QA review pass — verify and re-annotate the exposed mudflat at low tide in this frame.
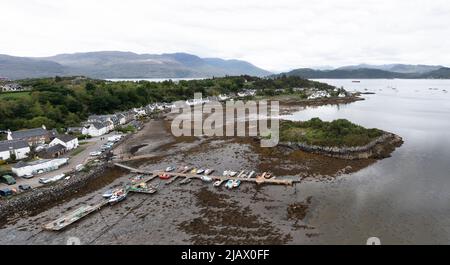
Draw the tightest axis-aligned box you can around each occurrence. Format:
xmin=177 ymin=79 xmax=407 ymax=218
xmin=0 ymin=114 xmax=375 ymax=244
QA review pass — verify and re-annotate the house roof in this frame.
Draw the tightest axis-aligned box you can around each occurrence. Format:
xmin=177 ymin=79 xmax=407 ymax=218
xmin=11 ymin=128 xmax=48 ymax=140
xmin=44 ymin=144 xmax=66 ymax=155
xmin=54 ymin=134 xmax=77 ymax=143
xmin=89 ymin=122 xmax=108 ymax=130
xmin=0 ymin=140 xmax=29 ymax=152
xmin=12 ymin=159 xmax=50 ymax=169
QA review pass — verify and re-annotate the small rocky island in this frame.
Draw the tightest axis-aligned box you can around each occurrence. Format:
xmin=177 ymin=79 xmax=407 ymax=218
xmin=279 ymin=118 xmax=403 ymax=160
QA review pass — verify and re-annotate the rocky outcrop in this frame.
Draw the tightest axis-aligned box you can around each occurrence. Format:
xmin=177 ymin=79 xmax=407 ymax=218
xmin=279 ymin=133 xmax=403 ymax=160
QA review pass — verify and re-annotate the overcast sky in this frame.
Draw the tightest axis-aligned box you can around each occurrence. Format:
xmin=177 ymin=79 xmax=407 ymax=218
xmin=1 ymin=0 xmax=450 ymax=71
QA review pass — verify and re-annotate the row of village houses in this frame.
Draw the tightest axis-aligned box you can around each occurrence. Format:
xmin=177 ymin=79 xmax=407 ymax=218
xmin=0 ymin=91 xmax=258 ymax=164
xmin=0 ymin=102 xmax=171 ymax=163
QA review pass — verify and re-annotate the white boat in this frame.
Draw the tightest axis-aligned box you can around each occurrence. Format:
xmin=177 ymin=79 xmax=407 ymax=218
xmin=201 ymin=175 xmax=212 ymax=182
xmin=232 ymin=180 xmax=241 ymax=188
xmin=102 ymin=190 xmax=114 ymax=198
xmin=108 ymin=189 xmax=127 ymax=205
xmin=165 ymin=166 xmax=176 ymax=172
xmin=229 ymin=171 xmax=237 ymax=177
xmin=197 ymin=169 xmax=205 ymax=175
xmin=205 ymin=169 xmax=214 ymax=175
xmin=109 ymin=194 xmax=126 ymax=205
xmin=222 ymin=170 xmax=230 ymax=176
xmin=213 ymin=180 xmax=224 ymax=187
xmin=225 ymin=180 xmax=234 ymax=189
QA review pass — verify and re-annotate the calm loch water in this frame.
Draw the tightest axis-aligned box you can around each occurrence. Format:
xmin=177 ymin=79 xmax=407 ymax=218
xmin=286 ymin=79 xmax=450 ymax=244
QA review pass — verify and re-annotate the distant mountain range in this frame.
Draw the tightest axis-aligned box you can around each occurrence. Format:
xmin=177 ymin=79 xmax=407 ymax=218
xmin=0 ymin=51 xmax=272 ymax=80
xmin=278 ymin=64 xmax=450 ymax=79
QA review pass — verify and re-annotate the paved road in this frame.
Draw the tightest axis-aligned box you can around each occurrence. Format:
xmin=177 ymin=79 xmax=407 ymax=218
xmin=0 ymin=132 xmax=120 ymax=191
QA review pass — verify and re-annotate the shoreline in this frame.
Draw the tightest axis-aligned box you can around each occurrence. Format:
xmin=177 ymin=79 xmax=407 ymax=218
xmin=278 ymin=132 xmax=404 ymax=160
xmin=0 ymin=163 xmax=121 ymax=225
xmin=279 ymin=96 xmax=364 ymax=115
xmin=0 ymin=95 xmax=400 ymax=230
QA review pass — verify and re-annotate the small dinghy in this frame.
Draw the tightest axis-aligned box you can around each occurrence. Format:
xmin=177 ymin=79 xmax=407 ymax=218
xmin=165 ymin=166 xmax=176 ymax=172
xmin=159 ymin=173 xmax=171 ymax=180
xmin=108 ymin=189 xmax=127 ymax=205
xmin=214 ymin=180 xmax=224 ymax=187
xmin=201 ymin=175 xmax=213 ymax=182
xmin=197 ymin=169 xmax=205 ymax=175
xmin=102 ymin=189 xmax=114 ymax=198
xmin=225 ymin=180 xmax=234 ymax=189
xmin=232 ymin=180 xmax=241 ymax=188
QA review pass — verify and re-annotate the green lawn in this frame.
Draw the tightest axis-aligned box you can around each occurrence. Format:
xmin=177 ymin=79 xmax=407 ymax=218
xmin=70 ymin=146 xmax=87 ymax=157
xmin=0 ymin=91 xmax=31 ymax=100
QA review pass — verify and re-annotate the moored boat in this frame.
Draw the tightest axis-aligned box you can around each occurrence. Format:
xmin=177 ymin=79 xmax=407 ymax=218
xmin=165 ymin=166 xmax=176 ymax=172
xmin=232 ymin=180 xmax=241 ymax=188
xmin=213 ymin=180 xmax=224 ymax=187
xmin=181 ymin=166 xmax=191 ymax=173
xmin=197 ymin=169 xmax=205 ymax=175
xmin=225 ymin=180 xmax=234 ymax=189
xmin=200 ymin=175 xmax=213 ymax=182
xmin=102 ymin=189 xmax=113 ymax=198
xmin=108 ymin=189 xmax=127 ymax=205
xmin=159 ymin=173 xmax=171 ymax=180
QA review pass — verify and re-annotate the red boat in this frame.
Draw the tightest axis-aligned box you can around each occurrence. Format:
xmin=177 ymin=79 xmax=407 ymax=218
xmin=159 ymin=173 xmax=171 ymax=180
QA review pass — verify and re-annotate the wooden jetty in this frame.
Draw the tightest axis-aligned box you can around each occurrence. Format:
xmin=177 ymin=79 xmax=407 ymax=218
xmin=115 ymin=163 xmax=294 ymax=186
xmin=151 ymin=171 xmax=294 ymax=186
xmin=114 ymin=163 xmax=294 ymax=186
xmin=43 ymin=164 xmax=294 ymax=232
xmin=44 ymin=200 xmax=109 ymax=231
xmin=115 ymin=163 xmax=153 ymax=174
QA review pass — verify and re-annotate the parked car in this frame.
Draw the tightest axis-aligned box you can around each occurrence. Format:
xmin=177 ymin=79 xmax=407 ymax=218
xmin=0 ymin=188 xmax=13 ymax=197
xmin=0 ymin=175 xmax=16 ymax=185
xmin=75 ymin=164 xmax=85 ymax=172
xmin=39 ymin=178 xmax=52 ymax=184
xmin=19 ymin=185 xmax=32 ymax=191
xmin=90 ymin=151 xmax=102 ymax=156
xmin=39 ymin=174 xmax=65 ymax=184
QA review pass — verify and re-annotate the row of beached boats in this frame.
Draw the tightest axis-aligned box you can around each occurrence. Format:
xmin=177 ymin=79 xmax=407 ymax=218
xmin=157 ymin=165 xmax=274 ymax=190
xmin=101 ymin=175 xmax=159 ymax=205
xmin=101 ymin=167 xmax=275 ymax=204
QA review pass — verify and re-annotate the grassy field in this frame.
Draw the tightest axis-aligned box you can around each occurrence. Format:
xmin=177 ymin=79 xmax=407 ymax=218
xmin=280 ymin=118 xmax=383 ymax=147
xmin=0 ymin=91 xmax=31 ymax=100
xmin=70 ymin=146 xmax=87 ymax=157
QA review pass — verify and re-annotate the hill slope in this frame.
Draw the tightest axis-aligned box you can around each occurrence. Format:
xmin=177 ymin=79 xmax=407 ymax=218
xmin=279 ymin=67 xmax=450 ymax=79
xmin=0 ymin=51 xmax=272 ymax=80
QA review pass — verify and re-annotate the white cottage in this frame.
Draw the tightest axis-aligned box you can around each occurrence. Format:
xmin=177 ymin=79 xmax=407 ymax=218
xmin=0 ymin=140 xmax=30 ymax=161
xmin=82 ymin=122 xmax=109 ymax=137
xmin=49 ymin=135 xmax=79 ymax=151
